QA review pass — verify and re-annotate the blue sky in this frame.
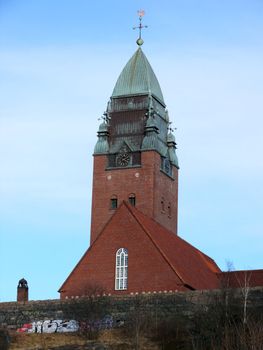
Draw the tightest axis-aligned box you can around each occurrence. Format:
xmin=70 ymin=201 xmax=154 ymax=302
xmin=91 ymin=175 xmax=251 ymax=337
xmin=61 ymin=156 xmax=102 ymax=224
xmin=0 ymin=0 xmax=263 ymax=301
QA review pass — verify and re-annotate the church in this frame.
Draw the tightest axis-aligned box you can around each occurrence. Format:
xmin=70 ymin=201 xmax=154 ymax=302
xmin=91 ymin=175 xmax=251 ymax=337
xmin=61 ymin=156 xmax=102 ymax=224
xmin=58 ymin=29 xmax=262 ymax=299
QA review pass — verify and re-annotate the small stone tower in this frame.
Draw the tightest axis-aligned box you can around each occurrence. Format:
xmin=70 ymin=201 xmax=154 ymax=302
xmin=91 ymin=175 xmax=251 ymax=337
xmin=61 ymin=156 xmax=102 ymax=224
xmin=17 ymin=278 xmax=28 ymax=302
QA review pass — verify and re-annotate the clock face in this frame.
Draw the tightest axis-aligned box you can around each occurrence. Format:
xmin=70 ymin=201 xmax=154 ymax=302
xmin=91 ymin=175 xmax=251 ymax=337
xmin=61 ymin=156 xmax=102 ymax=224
xmin=117 ymin=152 xmax=130 ymax=167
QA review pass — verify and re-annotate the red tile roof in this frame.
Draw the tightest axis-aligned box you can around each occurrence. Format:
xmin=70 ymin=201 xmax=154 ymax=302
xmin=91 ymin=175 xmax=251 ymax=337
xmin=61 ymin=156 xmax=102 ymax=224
xmin=218 ymin=270 xmax=263 ymax=288
xmin=59 ymin=201 xmax=222 ymax=294
xmin=125 ymin=202 xmax=221 ymax=290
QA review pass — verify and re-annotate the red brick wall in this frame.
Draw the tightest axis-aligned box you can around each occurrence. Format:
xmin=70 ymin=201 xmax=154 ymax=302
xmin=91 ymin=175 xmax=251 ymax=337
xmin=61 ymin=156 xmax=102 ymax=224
xmin=17 ymin=288 xmax=28 ymax=302
xmin=90 ymin=151 xmax=178 ymax=244
xmin=149 ymin=152 xmax=178 ymax=235
xmin=60 ymin=204 xmax=184 ymax=299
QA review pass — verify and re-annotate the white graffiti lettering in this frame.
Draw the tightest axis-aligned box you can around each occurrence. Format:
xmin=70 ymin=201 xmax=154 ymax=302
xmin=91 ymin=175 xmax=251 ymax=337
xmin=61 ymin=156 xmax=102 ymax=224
xmin=17 ymin=319 xmax=79 ymax=333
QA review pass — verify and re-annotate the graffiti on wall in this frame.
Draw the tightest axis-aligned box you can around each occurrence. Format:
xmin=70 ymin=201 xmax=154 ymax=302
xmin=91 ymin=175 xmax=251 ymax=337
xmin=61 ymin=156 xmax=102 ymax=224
xmin=17 ymin=315 xmax=123 ymax=333
xmin=17 ymin=319 xmax=79 ymax=333
xmin=79 ymin=315 xmax=114 ymax=331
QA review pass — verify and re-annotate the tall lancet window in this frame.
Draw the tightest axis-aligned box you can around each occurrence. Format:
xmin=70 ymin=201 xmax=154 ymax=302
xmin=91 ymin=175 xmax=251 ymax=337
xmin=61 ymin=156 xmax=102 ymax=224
xmin=115 ymin=248 xmax=128 ymax=290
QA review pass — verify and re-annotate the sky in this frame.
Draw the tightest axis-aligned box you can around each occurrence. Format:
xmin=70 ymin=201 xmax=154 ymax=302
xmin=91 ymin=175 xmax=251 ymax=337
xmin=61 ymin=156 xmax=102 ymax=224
xmin=0 ymin=0 xmax=262 ymax=302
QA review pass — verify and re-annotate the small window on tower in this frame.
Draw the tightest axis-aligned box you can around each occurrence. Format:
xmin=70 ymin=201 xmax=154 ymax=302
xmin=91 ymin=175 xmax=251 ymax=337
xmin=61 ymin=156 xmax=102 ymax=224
xmin=161 ymin=198 xmax=165 ymax=212
xmin=128 ymin=194 xmax=136 ymax=206
xmin=110 ymin=196 xmax=118 ymax=210
xmin=168 ymin=202 xmax=171 ymax=217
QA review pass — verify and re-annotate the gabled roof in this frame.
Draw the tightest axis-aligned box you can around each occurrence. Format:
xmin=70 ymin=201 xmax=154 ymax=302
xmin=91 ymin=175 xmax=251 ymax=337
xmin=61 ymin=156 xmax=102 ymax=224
xmin=59 ymin=202 xmax=221 ymax=293
xmin=112 ymin=48 xmax=165 ymax=105
xmin=125 ymin=202 xmax=221 ymax=290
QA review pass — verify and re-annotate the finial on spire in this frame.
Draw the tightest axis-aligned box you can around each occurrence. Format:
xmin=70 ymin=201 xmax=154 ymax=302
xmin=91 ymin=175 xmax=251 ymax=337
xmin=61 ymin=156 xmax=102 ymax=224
xmin=98 ymin=111 xmax=111 ymax=124
xmin=167 ymin=121 xmax=177 ymax=133
xmin=133 ymin=10 xmax=148 ymax=46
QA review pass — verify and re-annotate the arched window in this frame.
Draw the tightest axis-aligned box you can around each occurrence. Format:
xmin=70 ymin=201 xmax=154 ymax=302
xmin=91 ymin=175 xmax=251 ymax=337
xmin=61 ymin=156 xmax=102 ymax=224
xmin=128 ymin=193 xmax=136 ymax=206
xmin=110 ymin=195 xmax=118 ymax=210
xmin=115 ymin=248 xmax=128 ymax=290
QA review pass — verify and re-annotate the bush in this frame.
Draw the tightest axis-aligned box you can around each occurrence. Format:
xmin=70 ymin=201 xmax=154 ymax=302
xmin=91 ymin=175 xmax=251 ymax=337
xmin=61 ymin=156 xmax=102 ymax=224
xmin=0 ymin=328 xmax=10 ymax=350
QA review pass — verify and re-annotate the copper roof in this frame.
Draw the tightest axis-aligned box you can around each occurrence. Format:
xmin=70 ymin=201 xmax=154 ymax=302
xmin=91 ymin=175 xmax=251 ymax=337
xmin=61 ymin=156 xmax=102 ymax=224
xmin=112 ymin=48 xmax=165 ymax=105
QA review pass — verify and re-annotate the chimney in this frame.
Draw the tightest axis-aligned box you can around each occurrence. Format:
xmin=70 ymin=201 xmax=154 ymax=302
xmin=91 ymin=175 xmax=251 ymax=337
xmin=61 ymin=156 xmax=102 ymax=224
xmin=17 ymin=278 xmax=28 ymax=302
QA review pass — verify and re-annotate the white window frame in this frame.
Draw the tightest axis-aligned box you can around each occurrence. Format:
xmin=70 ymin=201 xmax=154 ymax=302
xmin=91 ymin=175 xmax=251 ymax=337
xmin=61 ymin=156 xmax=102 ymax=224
xmin=115 ymin=248 xmax=128 ymax=290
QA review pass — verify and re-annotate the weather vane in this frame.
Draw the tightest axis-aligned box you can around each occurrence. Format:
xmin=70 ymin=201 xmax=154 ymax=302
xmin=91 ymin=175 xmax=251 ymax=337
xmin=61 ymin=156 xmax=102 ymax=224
xmin=133 ymin=10 xmax=148 ymax=46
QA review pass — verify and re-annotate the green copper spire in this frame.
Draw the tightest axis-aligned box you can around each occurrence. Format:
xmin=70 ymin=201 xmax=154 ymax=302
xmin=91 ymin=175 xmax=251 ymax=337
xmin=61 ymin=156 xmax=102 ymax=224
xmin=111 ymin=48 xmax=165 ymax=105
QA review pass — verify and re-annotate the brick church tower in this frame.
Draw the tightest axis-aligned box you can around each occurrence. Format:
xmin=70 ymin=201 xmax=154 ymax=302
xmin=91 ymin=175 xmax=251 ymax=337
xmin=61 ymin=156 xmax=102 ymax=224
xmin=90 ymin=46 xmax=179 ymax=244
xmin=59 ymin=35 xmax=221 ymax=299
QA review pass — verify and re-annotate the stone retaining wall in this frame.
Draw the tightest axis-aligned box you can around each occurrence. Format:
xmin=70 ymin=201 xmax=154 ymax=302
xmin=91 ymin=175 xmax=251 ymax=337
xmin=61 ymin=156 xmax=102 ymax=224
xmin=0 ymin=287 xmax=262 ymax=328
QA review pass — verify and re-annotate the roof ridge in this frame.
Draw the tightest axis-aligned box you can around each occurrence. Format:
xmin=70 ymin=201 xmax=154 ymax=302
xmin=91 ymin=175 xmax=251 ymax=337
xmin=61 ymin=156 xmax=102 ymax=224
xmin=141 ymin=49 xmax=152 ymax=96
xmin=124 ymin=202 xmax=187 ymax=287
xmin=220 ymin=269 xmax=263 ymax=274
